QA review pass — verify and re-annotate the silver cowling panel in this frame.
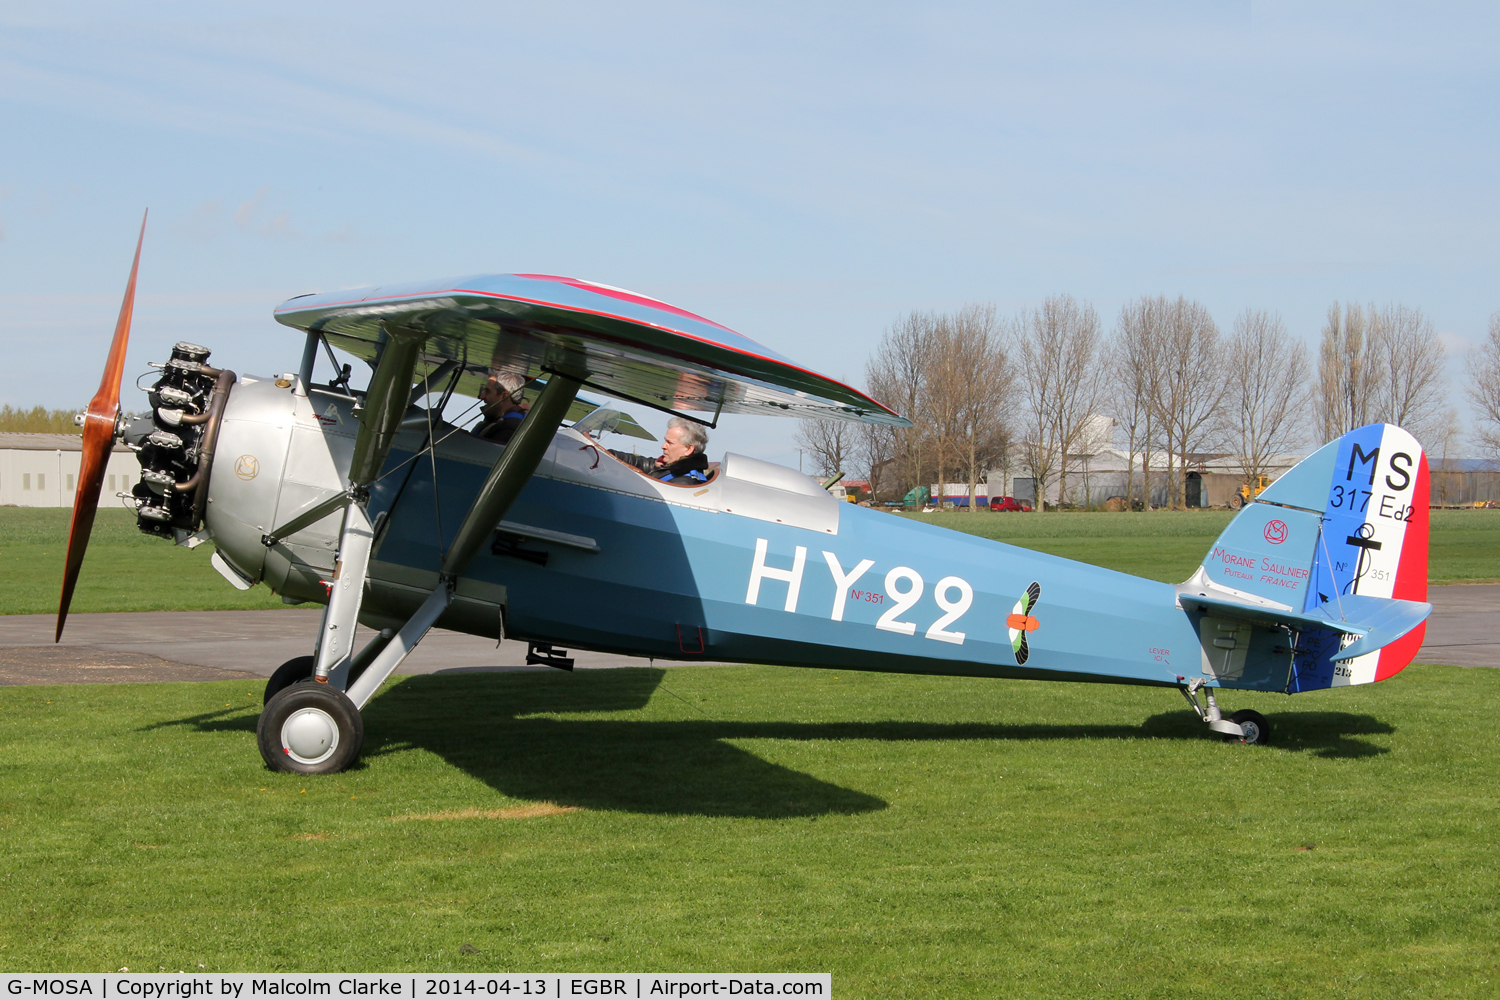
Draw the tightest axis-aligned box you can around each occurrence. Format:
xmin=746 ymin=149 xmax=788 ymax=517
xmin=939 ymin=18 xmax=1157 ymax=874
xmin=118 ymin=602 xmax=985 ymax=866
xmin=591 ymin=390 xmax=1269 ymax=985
xmin=266 ymin=390 xmax=358 ymax=599
xmin=206 ymin=379 xmax=354 ymax=594
xmin=717 ymin=453 xmax=840 ymax=534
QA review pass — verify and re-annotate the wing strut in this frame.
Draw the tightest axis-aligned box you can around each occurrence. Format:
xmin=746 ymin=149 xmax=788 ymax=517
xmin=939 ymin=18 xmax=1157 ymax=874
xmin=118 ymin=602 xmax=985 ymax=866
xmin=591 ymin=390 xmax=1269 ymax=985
xmin=342 ymin=369 xmax=585 ymax=708
xmin=310 ymin=323 xmax=426 ymax=685
xmin=300 ymin=308 xmax=585 ymax=700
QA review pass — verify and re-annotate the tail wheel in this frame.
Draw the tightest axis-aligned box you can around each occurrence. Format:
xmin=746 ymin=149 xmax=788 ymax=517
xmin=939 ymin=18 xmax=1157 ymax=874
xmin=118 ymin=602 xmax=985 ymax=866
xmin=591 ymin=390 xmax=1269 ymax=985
xmin=258 ymin=680 xmax=364 ymax=774
xmin=1227 ymin=709 xmax=1270 ymax=746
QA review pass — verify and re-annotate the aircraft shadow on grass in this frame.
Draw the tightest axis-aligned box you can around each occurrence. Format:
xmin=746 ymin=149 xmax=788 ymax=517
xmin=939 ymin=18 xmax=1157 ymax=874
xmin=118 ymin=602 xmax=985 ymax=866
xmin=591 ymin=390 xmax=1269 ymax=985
xmin=149 ymin=669 xmax=1395 ymax=816
xmin=1139 ymin=709 xmax=1394 ymax=759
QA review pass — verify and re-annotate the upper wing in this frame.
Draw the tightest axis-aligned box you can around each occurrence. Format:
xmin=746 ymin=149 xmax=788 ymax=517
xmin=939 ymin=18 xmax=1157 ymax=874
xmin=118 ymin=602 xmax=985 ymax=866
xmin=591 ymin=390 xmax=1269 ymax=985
xmin=274 ymin=273 xmax=909 ymax=426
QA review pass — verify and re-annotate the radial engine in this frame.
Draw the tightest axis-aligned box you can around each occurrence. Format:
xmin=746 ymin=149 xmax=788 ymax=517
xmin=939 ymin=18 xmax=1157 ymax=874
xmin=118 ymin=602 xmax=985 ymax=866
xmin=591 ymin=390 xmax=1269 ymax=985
xmin=127 ymin=341 xmax=236 ymax=540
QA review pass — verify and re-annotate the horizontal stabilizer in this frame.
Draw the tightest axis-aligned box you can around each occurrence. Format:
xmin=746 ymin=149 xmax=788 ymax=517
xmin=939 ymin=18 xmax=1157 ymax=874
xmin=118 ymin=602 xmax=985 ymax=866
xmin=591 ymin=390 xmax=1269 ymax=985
xmin=1315 ymin=596 xmax=1432 ymax=662
xmin=1182 ymin=592 xmax=1430 ymax=662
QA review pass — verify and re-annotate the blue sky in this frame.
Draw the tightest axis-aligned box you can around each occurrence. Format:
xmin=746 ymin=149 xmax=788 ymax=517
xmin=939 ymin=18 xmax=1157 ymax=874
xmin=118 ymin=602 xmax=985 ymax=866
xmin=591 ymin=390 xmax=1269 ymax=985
xmin=2 ymin=2 xmax=1496 ymax=465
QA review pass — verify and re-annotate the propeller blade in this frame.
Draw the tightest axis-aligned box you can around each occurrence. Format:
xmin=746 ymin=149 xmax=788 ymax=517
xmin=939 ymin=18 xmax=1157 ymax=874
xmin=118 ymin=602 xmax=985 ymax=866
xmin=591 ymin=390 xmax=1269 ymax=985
xmin=56 ymin=211 xmax=147 ymax=641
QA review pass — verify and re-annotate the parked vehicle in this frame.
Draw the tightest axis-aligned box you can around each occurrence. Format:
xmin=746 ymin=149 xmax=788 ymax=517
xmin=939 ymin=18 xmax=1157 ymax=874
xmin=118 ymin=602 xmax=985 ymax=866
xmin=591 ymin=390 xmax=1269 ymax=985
xmin=1229 ymin=474 xmax=1272 ymax=510
xmin=990 ymin=495 xmax=1032 ymax=512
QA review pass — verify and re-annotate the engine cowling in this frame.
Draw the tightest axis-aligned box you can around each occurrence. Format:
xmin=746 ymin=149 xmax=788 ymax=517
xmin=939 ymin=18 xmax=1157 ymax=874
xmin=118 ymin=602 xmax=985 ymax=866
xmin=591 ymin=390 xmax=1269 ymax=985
xmin=204 ymin=375 xmax=358 ymax=600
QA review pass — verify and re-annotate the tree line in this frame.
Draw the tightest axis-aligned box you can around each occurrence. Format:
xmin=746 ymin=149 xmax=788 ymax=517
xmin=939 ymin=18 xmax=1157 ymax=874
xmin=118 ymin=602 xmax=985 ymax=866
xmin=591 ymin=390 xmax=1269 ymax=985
xmin=799 ymin=296 xmax=1461 ymax=509
xmin=0 ymin=405 xmax=83 ymax=434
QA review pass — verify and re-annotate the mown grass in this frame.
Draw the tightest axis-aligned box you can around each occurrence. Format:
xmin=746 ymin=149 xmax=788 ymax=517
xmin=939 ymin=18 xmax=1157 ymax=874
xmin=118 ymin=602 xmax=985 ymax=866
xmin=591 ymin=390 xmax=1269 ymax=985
xmin=0 ymin=663 xmax=1496 ymax=993
xmin=0 ymin=508 xmax=287 ymax=614
xmin=903 ymin=508 xmax=1500 ymax=584
xmin=4 ymin=507 xmax=1496 ymax=616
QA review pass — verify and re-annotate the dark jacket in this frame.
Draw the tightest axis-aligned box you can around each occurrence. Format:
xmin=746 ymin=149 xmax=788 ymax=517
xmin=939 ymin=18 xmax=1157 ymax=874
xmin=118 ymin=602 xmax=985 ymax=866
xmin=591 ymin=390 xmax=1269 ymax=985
xmin=650 ymin=451 xmax=710 ymax=483
xmin=473 ymin=401 xmax=528 ymax=444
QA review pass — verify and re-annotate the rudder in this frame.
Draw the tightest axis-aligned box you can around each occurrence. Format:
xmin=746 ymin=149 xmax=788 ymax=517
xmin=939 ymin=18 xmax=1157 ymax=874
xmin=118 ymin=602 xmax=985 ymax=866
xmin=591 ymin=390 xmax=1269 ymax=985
xmin=1191 ymin=423 xmax=1429 ymax=691
xmin=1291 ymin=423 xmax=1429 ymax=687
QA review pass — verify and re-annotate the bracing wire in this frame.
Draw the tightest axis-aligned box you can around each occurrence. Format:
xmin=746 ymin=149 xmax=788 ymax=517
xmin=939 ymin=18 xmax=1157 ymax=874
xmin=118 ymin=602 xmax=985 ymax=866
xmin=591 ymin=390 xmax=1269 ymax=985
xmin=424 ymin=382 xmax=444 ymax=558
xmin=1316 ymin=521 xmax=1348 ymax=622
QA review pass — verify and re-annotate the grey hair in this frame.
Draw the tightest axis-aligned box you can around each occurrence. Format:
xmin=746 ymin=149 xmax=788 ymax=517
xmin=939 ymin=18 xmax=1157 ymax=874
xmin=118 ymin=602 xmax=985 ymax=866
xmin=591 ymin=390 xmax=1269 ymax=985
xmin=667 ymin=416 xmax=708 ymax=454
xmin=494 ymin=372 xmax=526 ymax=402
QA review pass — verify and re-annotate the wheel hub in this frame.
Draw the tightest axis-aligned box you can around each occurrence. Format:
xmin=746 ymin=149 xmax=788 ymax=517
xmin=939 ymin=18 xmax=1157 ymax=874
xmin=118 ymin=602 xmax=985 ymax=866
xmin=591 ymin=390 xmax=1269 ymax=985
xmin=281 ymin=707 xmax=340 ymax=764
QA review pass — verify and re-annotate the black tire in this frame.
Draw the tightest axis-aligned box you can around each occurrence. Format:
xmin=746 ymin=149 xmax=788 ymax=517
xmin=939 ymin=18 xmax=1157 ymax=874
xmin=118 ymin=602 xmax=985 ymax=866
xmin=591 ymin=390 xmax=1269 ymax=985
xmin=1227 ymin=709 xmax=1270 ymax=746
xmin=1229 ymin=493 xmax=1244 ymax=510
xmin=264 ymin=655 xmax=315 ymax=706
xmin=257 ymin=680 xmax=364 ymax=774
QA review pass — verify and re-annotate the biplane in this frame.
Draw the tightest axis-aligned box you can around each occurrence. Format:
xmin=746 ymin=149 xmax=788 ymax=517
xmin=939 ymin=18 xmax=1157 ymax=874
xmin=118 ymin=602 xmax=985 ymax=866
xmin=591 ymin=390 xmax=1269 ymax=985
xmin=58 ymin=216 xmax=1433 ymax=773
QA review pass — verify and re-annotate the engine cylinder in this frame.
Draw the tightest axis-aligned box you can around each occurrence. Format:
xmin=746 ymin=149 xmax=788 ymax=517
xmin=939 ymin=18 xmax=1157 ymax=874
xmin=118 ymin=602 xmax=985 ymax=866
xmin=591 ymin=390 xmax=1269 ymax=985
xmin=130 ymin=342 xmax=230 ymax=537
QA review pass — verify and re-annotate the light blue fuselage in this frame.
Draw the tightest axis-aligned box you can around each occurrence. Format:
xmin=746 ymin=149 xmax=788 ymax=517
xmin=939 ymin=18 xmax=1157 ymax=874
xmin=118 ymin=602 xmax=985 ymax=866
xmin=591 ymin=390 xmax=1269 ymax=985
xmin=356 ymin=427 xmax=1279 ymax=693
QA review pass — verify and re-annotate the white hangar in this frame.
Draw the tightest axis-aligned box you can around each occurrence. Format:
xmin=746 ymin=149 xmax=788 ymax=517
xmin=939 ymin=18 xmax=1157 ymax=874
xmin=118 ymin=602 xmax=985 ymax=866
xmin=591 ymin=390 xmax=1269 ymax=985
xmin=0 ymin=433 xmax=141 ymax=508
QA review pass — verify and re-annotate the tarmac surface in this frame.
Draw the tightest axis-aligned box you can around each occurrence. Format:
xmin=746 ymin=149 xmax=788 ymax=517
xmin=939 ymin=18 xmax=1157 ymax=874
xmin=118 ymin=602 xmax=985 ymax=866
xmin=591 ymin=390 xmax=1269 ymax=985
xmin=0 ymin=584 xmax=1494 ymax=686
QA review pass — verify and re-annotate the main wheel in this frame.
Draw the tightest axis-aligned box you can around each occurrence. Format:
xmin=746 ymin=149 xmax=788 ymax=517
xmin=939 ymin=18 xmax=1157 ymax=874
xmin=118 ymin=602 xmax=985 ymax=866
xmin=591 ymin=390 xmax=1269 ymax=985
xmin=258 ymin=680 xmax=364 ymax=774
xmin=1227 ymin=709 xmax=1270 ymax=746
xmin=264 ymin=655 xmax=315 ymax=705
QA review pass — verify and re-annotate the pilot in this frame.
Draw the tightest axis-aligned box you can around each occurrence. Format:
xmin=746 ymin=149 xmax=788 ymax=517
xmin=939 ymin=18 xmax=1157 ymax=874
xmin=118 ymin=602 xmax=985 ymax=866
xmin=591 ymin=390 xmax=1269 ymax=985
xmin=651 ymin=417 xmax=711 ymax=483
xmin=473 ymin=373 xmax=529 ymax=444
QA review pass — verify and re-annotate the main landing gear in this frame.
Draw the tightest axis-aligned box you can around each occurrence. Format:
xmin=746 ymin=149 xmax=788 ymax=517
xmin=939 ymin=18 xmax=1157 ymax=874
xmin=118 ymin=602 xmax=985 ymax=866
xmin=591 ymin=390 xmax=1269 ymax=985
xmin=258 ymin=680 xmax=365 ymax=774
xmin=250 ymin=354 xmax=587 ymax=777
xmin=1180 ymin=678 xmax=1271 ymax=746
xmin=255 ymin=630 xmax=396 ymax=772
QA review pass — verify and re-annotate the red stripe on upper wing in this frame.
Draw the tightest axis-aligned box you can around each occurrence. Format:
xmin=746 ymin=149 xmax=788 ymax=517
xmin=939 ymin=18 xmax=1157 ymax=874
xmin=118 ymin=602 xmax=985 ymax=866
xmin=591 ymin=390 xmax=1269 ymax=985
xmin=512 ymin=274 xmax=739 ymax=335
xmin=439 ymin=287 xmax=902 ymax=418
xmin=277 ymin=281 xmax=901 ymax=419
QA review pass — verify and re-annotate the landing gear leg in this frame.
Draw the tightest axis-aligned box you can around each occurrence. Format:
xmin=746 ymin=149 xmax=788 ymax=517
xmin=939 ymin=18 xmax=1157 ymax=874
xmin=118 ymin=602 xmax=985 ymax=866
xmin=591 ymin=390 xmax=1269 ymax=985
xmin=254 ymin=365 xmax=584 ymax=774
xmin=1179 ymin=679 xmax=1271 ymax=745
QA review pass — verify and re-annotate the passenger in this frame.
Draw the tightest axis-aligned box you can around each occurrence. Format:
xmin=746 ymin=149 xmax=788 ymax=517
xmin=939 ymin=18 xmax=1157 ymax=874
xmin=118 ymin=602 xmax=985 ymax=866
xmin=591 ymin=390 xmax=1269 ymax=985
xmin=650 ymin=417 xmax=711 ymax=483
xmin=473 ymin=373 xmax=529 ymax=444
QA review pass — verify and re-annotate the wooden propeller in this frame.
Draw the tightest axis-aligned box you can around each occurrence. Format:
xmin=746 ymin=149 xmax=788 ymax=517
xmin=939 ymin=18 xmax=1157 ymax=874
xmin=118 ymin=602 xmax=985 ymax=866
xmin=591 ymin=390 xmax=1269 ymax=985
xmin=56 ymin=211 xmax=147 ymax=641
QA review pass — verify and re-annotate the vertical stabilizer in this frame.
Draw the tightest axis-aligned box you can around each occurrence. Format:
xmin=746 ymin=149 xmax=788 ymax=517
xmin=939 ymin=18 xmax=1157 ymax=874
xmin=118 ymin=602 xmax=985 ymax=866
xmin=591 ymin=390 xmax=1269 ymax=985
xmin=1192 ymin=423 xmax=1429 ymax=691
xmin=1293 ymin=424 xmax=1429 ymax=687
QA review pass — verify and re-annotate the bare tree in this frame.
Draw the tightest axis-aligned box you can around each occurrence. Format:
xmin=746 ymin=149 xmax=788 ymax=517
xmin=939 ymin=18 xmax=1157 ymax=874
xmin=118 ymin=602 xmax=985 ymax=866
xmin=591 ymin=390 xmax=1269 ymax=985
xmin=1013 ymin=295 xmax=1104 ymax=511
xmin=1368 ymin=304 xmax=1447 ymax=442
xmin=944 ymin=303 xmax=1012 ymax=512
xmin=1467 ymin=312 xmax=1500 ymax=462
xmin=1225 ymin=308 xmax=1309 ymax=487
xmin=1317 ymin=302 xmax=1373 ymax=442
xmin=924 ymin=315 xmax=964 ymax=505
xmin=794 ymin=415 xmax=853 ymax=479
xmin=856 ymin=421 xmax=900 ymax=500
xmin=865 ymin=312 xmax=934 ymax=498
xmin=1154 ymin=297 xmax=1225 ymax=508
xmin=1318 ymin=301 xmax=1447 ymax=444
xmin=1431 ymin=407 xmax=1465 ymax=504
xmin=1111 ymin=297 xmax=1169 ymax=509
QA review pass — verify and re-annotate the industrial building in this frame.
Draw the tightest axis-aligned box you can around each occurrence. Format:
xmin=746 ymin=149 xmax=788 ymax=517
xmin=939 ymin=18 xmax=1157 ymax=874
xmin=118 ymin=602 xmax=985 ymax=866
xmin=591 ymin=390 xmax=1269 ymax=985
xmin=0 ymin=433 xmax=141 ymax=508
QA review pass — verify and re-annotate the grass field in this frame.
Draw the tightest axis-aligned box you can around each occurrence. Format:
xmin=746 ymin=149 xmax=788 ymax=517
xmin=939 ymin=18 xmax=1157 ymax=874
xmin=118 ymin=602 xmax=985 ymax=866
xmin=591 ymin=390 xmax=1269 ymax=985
xmin=3 ymin=507 xmax=1497 ymax=617
xmin=0 ymin=508 xmax=288 ymax=615
xmin=2 ymin=508 xmax=1497 ymax=989
xmin=0 ymin=663 xmax=1497 ymax=992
